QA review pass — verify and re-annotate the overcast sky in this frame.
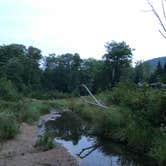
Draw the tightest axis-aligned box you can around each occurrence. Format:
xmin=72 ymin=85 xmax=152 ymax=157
xmin=0 ymin=0 xmax=166 ymax=61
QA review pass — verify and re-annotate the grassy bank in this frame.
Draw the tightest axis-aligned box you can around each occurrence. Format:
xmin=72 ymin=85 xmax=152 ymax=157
xmin=49 ymin=84 xmax=166 ymax=166
xmin=0 ymin=99 xmax=56 ymax=141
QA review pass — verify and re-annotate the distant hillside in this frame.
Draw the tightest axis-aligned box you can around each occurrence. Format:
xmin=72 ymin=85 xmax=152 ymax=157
xmin=145 ymin=56 xmax=166 ymax=70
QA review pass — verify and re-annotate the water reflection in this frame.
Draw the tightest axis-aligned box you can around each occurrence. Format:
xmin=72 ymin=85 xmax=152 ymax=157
xmin=45 ymin=112 xmax=85 ymax=145
xmin=45 ymin=112 xmax=155 ymax=166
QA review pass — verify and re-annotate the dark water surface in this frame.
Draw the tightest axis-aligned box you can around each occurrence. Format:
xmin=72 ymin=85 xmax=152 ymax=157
xmin=45 ymin=112 xmax=155 ymax=166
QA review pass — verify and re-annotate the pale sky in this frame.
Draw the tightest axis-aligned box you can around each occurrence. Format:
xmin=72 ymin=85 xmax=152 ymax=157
xmin=0 ymin=0 xmax=166 ymax=61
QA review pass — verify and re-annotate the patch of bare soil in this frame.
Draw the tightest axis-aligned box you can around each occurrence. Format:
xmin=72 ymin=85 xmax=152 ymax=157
xmin=0 ymin=122 xmax=78 ymax=166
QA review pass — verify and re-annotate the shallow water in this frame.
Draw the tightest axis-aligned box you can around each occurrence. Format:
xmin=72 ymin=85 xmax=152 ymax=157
xmin=56 ymin=136 xmax=121 ymax=166
xmin=45 ymin=111 xmax=155 ymax=166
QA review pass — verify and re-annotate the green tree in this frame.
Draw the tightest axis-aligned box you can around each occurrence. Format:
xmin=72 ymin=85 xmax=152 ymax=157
xmin=0 ymin=44 xmax=42 ymax=94
xmin=134 ymin=61 xmax=151 ymax=83
xmin=156 ymin=61 xmax=163 ymax=74
xmin=103 ymin=41 xmax=133 ymax=87
xmin=43 ymin=53 xmax=82 ymax=93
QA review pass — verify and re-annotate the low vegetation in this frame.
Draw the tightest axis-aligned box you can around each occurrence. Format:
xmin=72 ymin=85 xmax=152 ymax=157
xmin=0 ymin=99 xmax=55 ymax=142
xmin=47 ymin=82 xmax=165 ymax=165
xmin=35 ymin=132 xmax=55 ymax=151
xmin=0 ymin=112 xmax=19 ymax=140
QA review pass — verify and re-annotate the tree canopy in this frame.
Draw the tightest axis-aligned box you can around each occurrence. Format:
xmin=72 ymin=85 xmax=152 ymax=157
xmin=0 ymin=42 xmax=165 ymax=99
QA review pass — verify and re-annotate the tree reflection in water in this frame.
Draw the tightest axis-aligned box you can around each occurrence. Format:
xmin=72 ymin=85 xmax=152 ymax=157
xmin=44 ymin=112 xmax=156 ymax=166
xmin=45 ymin=112 xmax=85 ymax=145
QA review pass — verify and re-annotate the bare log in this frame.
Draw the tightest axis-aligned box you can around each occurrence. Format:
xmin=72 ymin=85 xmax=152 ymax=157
xmin=81 ymin=84 xmax=108 ymax=109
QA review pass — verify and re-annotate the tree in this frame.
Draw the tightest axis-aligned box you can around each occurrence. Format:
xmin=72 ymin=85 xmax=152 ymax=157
xmin=27 ymin=46 xmax=42 ymax=61
xmin=156 ymin=61 xmax=163 ymax=74
xmin=103 ymin=41 xmax=133 ymax=87
xmin=134 ymin=61 xmax=151 ymax=83
xmin=80 ymin=58 xmax=104 ymax=92
xmin=43 ymin=53 xmax=82 ymax=93
xmin=0 ymin=44 xmax=43 ymax=93
xmin=164 ymin=62 xmax=166 ymax=72
xmin=147 ymin=0 xmax=166 ymax=39
xmin=0 ymin=44 xmax=26 ymax=76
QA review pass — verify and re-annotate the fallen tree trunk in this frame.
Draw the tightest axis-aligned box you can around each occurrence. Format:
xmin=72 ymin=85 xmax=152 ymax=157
xmin=81 ymin=84 xmax=108 ymax=109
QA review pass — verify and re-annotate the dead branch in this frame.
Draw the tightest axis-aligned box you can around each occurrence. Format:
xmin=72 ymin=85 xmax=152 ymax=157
xmin=81 ymin=84 xmax=108 ymax=109
xmin=147 ymin=0 xmax=166 ymax=38
xmin=162 ymin=0 xmax=166 ymax=20
xmin=77 ymin=144 xmax=99 ymax=159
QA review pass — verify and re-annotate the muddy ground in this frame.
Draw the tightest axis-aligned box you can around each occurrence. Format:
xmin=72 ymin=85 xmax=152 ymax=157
xmin=0 ymin=117 xmax=78 ymax=166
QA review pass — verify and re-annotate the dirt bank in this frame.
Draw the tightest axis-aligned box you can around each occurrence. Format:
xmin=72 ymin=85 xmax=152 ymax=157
xmin=0 ymin=121 xmax=78 ymax=166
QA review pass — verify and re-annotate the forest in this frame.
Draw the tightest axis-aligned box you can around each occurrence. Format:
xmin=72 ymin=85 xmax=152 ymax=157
xmin=0 ymin=41 xmax=166 ymax=165
xmin=0 ymin=41 xmax=165 ymax=100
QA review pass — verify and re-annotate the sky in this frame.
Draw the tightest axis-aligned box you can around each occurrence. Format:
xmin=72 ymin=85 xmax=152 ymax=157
xmin=0 ymin=0 xmax=166 ymax=62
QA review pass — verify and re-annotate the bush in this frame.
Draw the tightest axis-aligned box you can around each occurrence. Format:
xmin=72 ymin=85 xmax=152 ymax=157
xmin=120 ymin=120 xmax=154 ymax=152
xmin=92 ymin=111 xmax=119 ymax=136
xmin=108 ymin=82 xmax=137 ymax=105
xmin=0 ymin=112 xmax=19 ymax=140
xmin=10 ymin=99 xmax=51 ymax=123
xmin=35 ymin=132 xmax=55 ymax=151
xmin=150 ymin=127 xmax=166 ymax=166
xmin=147 ymin=90 xmax=166 ymax=126
xmin=106 ymin=82 xmax=166 ymax=126
xmin=29 ymin=90 xmax=72 ymax=100
xmin=0 ymin=77 xmax=19 ymax=101
xmin=149 ymin=136 xmax=166 ymax=165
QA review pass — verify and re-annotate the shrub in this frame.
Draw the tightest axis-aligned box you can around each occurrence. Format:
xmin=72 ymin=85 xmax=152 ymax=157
xmin=0 ymin=77 xmax=19 ymax=101
xmin=121 ymin=121 xmax=154 ymax=152
xmin=13 ymin=100 xmax=51 ymax=123
xmin=147 ymin=90 xmax=166 ymax=126
xmin=29 ymin=90 xmax=72 ymax=100
xmin=149 ymin=131 xmax=166 ymax=165
xmin=17 ymin=100 xmax=40 ymax=122
xmin=0 ymin=112 xmax=19 ymax=140
xmin=35 ymin=132 xmax=55 ymax=151
xmin=108 ymin=82 xmax=137 ymax=105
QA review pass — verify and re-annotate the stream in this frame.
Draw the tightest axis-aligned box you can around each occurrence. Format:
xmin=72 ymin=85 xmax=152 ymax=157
xmin=41 ymin=111 xmax=155 ymax=166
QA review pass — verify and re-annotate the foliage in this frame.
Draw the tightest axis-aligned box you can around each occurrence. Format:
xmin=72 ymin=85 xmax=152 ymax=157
xmin=35 ymin=132 xmax=55 ymax=151
xmin=29 ymin=90 xmax=72 ymax=100
xmin=17 ymin=100 xmax=52 ymax=123
xmin=103 ymin=41 xmax=133 ymax=87
xmin=0 ymin=44 xmax=42 ymax=94
xmin=149 ymin=125 xmax=166 ymax=166
xmin=0 ymin=42 xmax=135 ymax=96
xmin=0 ymin=112 xmax=19 ymax=140
xmin=0 ymin=43 xmax=165 ymax=97
xmin=0 ymin=77 xmax=19 ymax=101
xmin=134 ymin=61 xmax=151 ymax=83
xmin=0 ymin=99 xmax=53 ymax=142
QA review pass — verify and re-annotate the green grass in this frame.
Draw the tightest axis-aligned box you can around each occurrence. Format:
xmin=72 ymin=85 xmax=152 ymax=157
xmin=0 ymin=112 xmax=19 ymax=140
xmin=0 ymin=99 xmax=54 ymax=141
xmin=35 ymin=132 xmax=55 ymax=151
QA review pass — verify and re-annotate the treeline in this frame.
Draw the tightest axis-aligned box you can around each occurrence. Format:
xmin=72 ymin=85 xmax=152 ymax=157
xmin=0 ymin=41 xmax=165 ymax=100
